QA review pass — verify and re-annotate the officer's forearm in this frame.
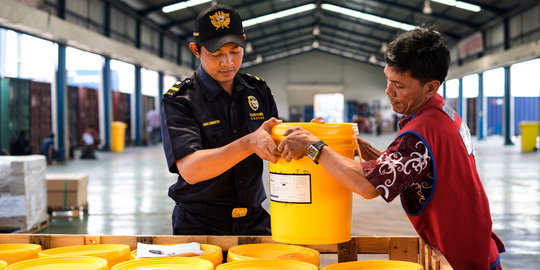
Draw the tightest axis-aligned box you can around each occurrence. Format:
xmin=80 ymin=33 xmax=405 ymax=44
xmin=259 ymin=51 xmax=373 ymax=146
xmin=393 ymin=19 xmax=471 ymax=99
xmin=175 ymin=138 xmax=253 ymax=184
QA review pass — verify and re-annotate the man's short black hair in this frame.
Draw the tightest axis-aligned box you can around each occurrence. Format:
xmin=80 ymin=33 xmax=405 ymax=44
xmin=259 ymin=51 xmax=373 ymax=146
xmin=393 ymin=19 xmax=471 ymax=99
xmin=384 ymin=25 xmax=450 ymax=84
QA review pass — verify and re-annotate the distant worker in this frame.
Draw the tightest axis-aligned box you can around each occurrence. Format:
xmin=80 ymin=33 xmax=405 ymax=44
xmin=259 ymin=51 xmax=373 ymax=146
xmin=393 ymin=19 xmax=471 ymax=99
xmin=161 ymin=4 xmax=281 ymax=235
xmin=41 ymin=133 xmax=56 ymax=164
xmin=146 ymin=108 xmax=161 ymax=145
xmin=11 ymin=130 xmax=32 ymax=155
xmin=81 ymin=124 xmax=98 ymax=159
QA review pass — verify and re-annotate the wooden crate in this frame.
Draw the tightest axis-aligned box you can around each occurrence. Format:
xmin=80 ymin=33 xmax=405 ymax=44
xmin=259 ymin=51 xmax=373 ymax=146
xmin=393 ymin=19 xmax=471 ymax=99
xmin=0 ymin=234 xmax=451 ymax=269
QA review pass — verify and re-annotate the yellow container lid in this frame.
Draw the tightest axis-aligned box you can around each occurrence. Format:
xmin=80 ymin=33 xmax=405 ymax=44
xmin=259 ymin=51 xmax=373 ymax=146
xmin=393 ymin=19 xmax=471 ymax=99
xmin=112 ymin=257 xmax=214 ymax=270
xmin=0 ymin=260 xmax=7 ymax=270
xmin=321 ymin=260 xmax=424 ymax=270
xmin=227 ymin=243 xmax=320 ymax=266
xmin=217 ymin=259 xmax=318 ymax=270
xmin=38 ymin=244 xmax=130 ymax=266
xmin=130 ymin=244 xmax=222 ymax=267
xmin=0 ymin=244 xmax=42 ymax=265
xmin=5 ymin=256 xmax=108 ymax=270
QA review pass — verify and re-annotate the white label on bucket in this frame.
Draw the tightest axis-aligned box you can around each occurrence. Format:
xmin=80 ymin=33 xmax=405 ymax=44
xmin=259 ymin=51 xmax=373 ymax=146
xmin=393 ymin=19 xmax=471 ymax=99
xmin=269 ymin=173 xmax=311 ymax=203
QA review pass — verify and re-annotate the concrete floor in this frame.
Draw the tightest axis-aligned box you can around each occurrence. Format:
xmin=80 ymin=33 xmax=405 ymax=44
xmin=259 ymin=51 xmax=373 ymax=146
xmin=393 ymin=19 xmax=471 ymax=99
xmin=41 ymin=133 xmax=540 ymax=270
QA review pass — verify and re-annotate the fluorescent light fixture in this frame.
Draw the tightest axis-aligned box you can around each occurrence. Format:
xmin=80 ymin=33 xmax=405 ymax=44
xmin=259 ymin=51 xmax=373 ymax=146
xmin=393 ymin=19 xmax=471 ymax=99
xmin=243 ymin=3 xmax=316 ymax=28
xmin=162 ymin=0 xmax=212 ymax=13
xmin=321 ymin=4 xmax=415 ymax=31
xmin=431 ymin=0 xmax=481 ymax=12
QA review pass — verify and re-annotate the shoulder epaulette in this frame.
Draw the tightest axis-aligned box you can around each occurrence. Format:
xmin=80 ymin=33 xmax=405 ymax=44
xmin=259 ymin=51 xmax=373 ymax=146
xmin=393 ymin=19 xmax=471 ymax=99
xmin=242 ymin=73 xmax=266 ymax=84
xmin=163 ymin=77 xmax=193 ymax=98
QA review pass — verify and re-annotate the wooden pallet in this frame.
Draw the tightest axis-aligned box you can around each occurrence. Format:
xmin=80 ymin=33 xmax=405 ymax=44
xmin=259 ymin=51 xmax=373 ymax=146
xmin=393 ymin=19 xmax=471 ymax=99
xmin=0 ymin=219 xmax=49 ymax=234
xmin=0 ymin=234 xmax=451 ymax=269
xmin=47 ymin=202 xmax=89 ymax=218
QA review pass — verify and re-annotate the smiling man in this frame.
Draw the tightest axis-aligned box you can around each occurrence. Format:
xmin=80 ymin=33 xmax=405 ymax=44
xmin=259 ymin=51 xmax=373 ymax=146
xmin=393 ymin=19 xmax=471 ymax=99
xmin=160 ymin=4 xmax=281 ymax=236
xmin=277 ymin=26 xmax=505 ymax=269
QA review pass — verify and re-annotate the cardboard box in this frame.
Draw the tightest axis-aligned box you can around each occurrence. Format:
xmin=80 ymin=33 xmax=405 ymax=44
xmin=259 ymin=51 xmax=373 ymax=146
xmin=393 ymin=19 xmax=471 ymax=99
xmin=46 ymin=174 xmax=88 ymax=207
xmin=0 ymin=155 xmax=49 ymax=231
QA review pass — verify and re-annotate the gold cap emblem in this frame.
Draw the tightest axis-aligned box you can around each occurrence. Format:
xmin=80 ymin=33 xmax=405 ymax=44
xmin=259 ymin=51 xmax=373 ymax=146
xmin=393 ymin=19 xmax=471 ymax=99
xmin=248 ymin=96 xmax=259 ymax=111
xmin=210 ymin=11 xmax=230 ymax=30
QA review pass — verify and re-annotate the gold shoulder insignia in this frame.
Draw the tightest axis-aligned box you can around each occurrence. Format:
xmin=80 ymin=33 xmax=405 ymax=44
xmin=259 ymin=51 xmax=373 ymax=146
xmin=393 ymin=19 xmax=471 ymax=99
xmin=164 ymin=78 xmax=193 ymax=98
xmin=244 ymin=73 xmax=265 ymax=82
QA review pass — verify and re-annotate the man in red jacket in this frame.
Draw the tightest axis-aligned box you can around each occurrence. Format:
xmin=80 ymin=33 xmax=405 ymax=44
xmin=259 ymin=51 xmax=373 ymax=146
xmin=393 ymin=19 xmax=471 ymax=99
xmin=278 ymin=26 xmax=505 ymax=269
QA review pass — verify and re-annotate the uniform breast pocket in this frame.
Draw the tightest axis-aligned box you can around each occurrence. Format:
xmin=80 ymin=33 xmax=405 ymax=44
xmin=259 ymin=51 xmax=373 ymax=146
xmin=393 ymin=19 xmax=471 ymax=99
xmin=202 ymin=124 xmax=229 ymax=148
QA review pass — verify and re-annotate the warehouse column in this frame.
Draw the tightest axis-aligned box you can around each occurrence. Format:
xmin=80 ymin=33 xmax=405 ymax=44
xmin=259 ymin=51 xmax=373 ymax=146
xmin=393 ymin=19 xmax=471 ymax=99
xmin=458 ymin=77 xmax=463 ymax=118
xmin=478 ymin=73 xmax=484 ymax=140
xmin=503 ymin=66 xmax=513 ymax=145
xmin=56 ymin=44 xmax=67 ymax=160
xmin=101 ymin=57 xmax=112 ymax=150
xmin=134 ymin=65 xmax=142 ymax=145
xmin=158 ymin=71 xmax=164 ymax=110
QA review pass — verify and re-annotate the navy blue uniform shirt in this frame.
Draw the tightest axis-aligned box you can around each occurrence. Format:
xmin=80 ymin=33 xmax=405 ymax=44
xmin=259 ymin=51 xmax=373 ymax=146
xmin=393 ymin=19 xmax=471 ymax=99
xmin=161 ymin=67 xmax=278 ymax=208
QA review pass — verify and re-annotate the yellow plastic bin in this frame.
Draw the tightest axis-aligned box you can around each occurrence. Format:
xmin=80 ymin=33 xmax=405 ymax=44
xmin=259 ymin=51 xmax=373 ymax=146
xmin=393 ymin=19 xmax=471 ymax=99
xmin=5 ymin=256 xmax=108 ymax=270
xmin=38 ymin=244 xmax=130 ymax=267
xmin=227 ymin=243 xmax=319 ymax=266
xmin=519 ymin=121 xmax=540 ymax=152
xmin=130 ymin=244 xmax=223 ymax=268
xmin=270 ymin=123 xmax=357 ymax=244
xmin=0 ymin=260 xmax=6 ymax=270
xmin=112 ymin=121 xmax=128 ymax=152
xmin=321 ymin=260 xmax=424 ymax=270
xmin=112 ymin=257 xmax=213 ymax=270
xmin=216 ymin=259 xmax=318 ymax=270
xmin=0 ymin=244 xmax=42 ymax=265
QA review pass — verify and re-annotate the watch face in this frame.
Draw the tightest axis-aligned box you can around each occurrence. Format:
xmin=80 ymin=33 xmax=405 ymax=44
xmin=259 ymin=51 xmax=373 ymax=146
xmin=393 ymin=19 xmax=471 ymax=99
xmin=307 ymin=145 xmax=318 ymax=160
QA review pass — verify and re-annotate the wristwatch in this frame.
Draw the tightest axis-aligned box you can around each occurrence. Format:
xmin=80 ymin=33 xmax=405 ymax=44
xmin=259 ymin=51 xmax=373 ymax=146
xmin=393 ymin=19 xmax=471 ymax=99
xmin=307 ymin=140 xmax=327 ymax=164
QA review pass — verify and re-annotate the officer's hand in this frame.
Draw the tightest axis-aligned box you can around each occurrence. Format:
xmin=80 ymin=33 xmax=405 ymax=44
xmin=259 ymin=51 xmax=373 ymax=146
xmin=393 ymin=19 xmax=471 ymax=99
xmin=277 ymin=127 xmax=320 ymax=162
xmin=250 ymin=117 xmax=282 ymax=163
xmin=310 ymin=117 xmax=325 ymax=124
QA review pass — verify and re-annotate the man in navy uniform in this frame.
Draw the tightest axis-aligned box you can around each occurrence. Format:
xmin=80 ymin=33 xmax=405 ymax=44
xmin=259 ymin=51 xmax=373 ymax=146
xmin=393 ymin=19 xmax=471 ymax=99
xmin=161 ymin=4 xmax=281 ymax=235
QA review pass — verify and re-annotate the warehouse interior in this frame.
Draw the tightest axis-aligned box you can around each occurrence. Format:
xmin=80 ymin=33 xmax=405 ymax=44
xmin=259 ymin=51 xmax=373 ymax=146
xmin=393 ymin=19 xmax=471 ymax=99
xmin=0 ymin=0 xmax=539 ymax=269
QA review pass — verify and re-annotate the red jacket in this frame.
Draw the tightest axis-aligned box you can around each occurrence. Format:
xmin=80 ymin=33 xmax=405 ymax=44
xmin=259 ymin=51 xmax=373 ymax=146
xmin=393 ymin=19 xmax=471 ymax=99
xmin=397 ymin=94 xmax=505 ymax=269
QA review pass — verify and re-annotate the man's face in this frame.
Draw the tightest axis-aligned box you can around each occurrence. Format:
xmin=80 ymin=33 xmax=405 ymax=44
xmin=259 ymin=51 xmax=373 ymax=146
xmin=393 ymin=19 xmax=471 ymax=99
xmin=198 ymin=43 xmax=243 ymax=87
xmin=384 ymin=65 xmax=434 ymax=115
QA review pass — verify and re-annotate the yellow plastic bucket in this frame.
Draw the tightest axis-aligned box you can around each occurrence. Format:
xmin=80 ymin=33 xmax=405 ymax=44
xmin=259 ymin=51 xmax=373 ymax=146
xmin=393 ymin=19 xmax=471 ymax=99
xmin=111 ymin=121 xmax=127 ymax=152
xmin=38 ymin=244 xmax=130 ymax=267
xmin=519 ymin=121 xmax=540 ymax=152
xmin=270 ymin=122 xmax=357 ymax=244
xmin=5 ymin=256 xmax=108 ymax=270
xmin=321 ymin=260 xmax=424 ymax=270
xmin=112 ymin=257 xmax=214 ymax=270
xmin=0 ymin=244 xmax=42 ymax=264
xmin=227 ymin=243 xmax=319 ymax=266
xmin=0 ymin=260 xmax=6 ymax=270
xmin=130 ymin=244 xmax=222 ymax=268
xmin=217 ymin=259 xmax=318 ymax=270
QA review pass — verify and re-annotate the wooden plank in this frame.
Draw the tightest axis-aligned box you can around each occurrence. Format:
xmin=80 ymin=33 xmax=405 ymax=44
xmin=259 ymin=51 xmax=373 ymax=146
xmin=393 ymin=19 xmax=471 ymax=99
xmin=419 ymin=239 xmax=426 ymax=267
xmin=0 ymin=234 xmax=31 ymax=243
xmin=100 ymin=236 xmax=138 ymax=250
xmin=50 ymin=234 xmax=84 ymax=248
xmin=153 ymin=235 xmax=208 ymax=245
xmin=30 ymin=235 xmax=50 ymax=249
xmin=356 ymin=236 xmax=390 ymax=253
xmin=337 ymin=239 xmax=357 ymax=262
xmin=388 ymin=236 xmax=419 ymax=263
xmin=238 ymin=236 xmax=260 ymax=245
xmin=84 ymin=236 xmax=100 ymax=245
xmin=136 ymin=236 xmax=154 ymax=245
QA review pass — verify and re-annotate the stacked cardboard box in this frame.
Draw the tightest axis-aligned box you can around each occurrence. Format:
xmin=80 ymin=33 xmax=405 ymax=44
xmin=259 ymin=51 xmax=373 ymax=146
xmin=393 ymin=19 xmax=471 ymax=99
xmin=0 ymin=155 xmax=48 ymax=232
xmin=46 ymin=173 xmax=88 ymax=208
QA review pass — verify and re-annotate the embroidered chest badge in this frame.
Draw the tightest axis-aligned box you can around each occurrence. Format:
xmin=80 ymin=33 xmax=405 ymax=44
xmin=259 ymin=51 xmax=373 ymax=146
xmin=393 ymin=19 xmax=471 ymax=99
xmin=247 ymin=96 xmax=259 ymax=111
xmin=210 ymin=11 xmax=230 ymax=30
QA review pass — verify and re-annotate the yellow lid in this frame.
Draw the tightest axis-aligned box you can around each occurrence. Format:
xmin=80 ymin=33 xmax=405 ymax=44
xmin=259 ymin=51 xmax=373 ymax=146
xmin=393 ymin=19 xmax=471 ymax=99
xmin=0 ymin=244 xmax=42 ymax=264
xmin=130 ymin=244 xmax=222 ymax=267
xmin=5 ymin=256 xmax=108 ymax=270
xmin=217 ymin=259 xmax=318 ymax=270
xmin=272 ymin=122 xmax=357 ymax=138
xmin=227 ymin=243 xmax=320 ymax=266
xmin=38 ymin=244 xmax=130 ymax=266
xmin=321 ymin=260 xmax=424 ymax=270
xmin=112 ymin=257 xmax=213 ymax=270
xmin=0 ymin=260 xmax=7 ymax=270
